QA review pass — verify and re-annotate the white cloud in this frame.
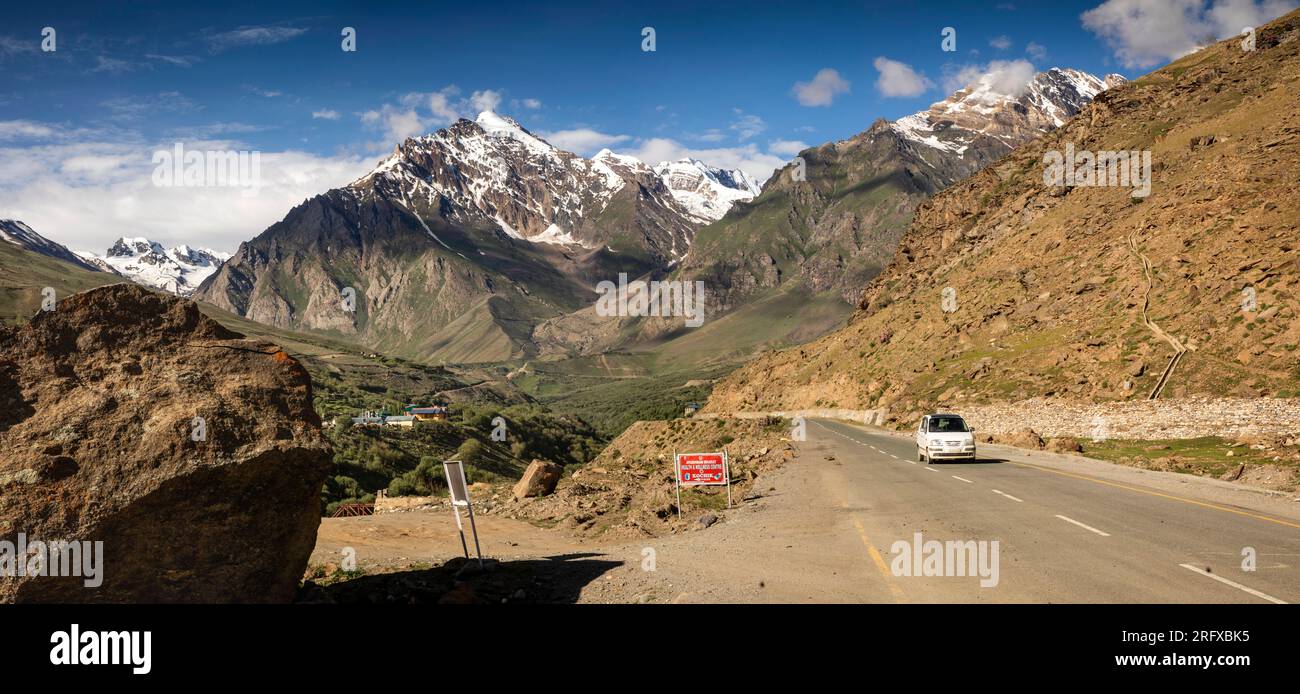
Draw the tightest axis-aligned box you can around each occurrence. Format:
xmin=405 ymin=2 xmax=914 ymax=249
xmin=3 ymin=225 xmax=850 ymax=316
xmin=1081 ymin=0 xmax=1297 ymax=69
xmin=730 ymin=110 xmax=766 ymax=140
xmin=360 ymin=104 xmax=426 ymax=144
xmin=0 ymin=128 xmax=371 ymax=253
xmin=312 ymin=109 xmax=340 ymax=120
xmin=538 ymin=128 xmax=630 ymax=155
xmin=618 ymin=138 xmax=787 ymax=183
xmin=767 ymin=139 xmax=808 ymax=157
xmin=792 ymin=68 xmax=851 ymax=106
xmin=872 ymin=57 xmax=934 ymax=98
xmin=1026 ymin=41 xmax=1048 ymax=60
xmin=469 ymin=89 xmax=502 ymax=113
xmin=361 ymin=86 xmax=516 ymax=147
xmin=990 ymin=35 xmax=1013 ymax=50
xmin=427 ymin=88 xmax=463 ymax=123
xmin=942 ymin=59 xmax=1038 ymax=100
xmin=520 ymin=98 xmax=542 ymax=109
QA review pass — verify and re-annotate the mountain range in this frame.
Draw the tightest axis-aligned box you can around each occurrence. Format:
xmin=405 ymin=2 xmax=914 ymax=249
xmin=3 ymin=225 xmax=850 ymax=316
xmin=193 ymin=68 xmax=1118 ymax=366
xmin=194 ymin=110 xmax=759 ymax=362
xmin=77 ymin=238 xmax=230 ymax=296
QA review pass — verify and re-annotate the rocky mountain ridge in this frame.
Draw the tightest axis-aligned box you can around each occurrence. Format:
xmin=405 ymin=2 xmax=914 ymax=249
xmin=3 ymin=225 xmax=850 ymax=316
xmin=704 ymin=11 xmax=1300 ymax=425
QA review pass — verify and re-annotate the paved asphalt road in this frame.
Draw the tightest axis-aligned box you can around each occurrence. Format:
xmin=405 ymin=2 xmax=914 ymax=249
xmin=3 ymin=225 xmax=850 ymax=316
xmin=800 ymin=418 xmax=1300 ymax=603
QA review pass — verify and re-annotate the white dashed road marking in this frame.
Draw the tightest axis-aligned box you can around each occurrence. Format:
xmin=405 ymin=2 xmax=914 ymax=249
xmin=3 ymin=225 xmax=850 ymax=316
xmin=951 ymin=476 xmax=974 ymax=484
xmin=992 ymin=489 xmax=1024 ymax=502
xmin=1055 ymin=514 xmax=1111 ymax=537
xmin=1177 ymin=564 xmax=1287 ymax=604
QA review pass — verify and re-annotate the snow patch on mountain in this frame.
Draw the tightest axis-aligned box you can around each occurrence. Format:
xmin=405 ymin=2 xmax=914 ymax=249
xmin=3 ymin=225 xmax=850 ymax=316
xmin=77 ymin=237 xmax=230 ymax=296
xmin=652 ymin=159 xmax=762 ymax=222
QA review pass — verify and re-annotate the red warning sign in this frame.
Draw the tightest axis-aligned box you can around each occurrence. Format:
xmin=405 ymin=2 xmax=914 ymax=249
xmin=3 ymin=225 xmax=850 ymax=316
xmin=676 ymin=452 xmax=727 ymax=487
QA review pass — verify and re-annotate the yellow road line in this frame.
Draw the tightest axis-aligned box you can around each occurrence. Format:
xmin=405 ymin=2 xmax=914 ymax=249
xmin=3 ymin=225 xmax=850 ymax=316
xmin=843 ymin=502 xmax=905 ymax=602
xmin=1006 ymin=460 xmax=1300 ymax=531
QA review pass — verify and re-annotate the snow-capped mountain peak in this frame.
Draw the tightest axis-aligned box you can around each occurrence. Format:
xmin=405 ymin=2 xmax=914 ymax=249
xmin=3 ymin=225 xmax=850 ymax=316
xmin=890 ymin=66 xmax=1126 ymax=159
xmin=652 ymin=158 xmax=762 ymax=222
xmin=474 ymin=110 xmax=555 ymax=155
xmin=341 ymin=112 xmax=760 ymax=256
xmin=81 ymin=237 xmax=230 ymax=296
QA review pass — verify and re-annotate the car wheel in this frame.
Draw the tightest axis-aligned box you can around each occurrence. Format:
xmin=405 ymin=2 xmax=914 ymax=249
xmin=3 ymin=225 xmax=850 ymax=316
xmin=916 ymin=447 xmax=924 ymax=462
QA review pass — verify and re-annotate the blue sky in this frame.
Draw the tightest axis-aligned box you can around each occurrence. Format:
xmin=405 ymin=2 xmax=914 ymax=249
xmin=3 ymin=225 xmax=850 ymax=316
xmin=0 ymin=0 xmax=1294 ymax=252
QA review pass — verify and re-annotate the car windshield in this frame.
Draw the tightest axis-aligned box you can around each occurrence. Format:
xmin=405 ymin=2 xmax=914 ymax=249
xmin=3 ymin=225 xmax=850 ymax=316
xmin=929 ymin=416 xmax=968 ymax=433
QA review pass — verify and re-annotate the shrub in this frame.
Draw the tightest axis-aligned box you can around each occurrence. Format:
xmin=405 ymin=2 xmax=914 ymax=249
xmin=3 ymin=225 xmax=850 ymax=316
xmin=456 ymin=438 xmax=484 ymax=466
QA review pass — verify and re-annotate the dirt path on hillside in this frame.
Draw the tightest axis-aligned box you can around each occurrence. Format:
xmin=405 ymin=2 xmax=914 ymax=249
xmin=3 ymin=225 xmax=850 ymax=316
xmin=1127 ymin=231 xmax=1188 ymax=399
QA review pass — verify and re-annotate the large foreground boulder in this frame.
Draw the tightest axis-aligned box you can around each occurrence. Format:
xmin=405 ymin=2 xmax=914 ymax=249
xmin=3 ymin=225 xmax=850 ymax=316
xmin=0 ymin=284 xmax=331 ymax=603
xmin=512 ymin=459 xmax=563 ymax=500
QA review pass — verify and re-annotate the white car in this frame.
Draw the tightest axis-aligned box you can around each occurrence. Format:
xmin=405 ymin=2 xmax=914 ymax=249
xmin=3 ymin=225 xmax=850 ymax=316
xmin=916 ymin=413 xmax=977 ymax=463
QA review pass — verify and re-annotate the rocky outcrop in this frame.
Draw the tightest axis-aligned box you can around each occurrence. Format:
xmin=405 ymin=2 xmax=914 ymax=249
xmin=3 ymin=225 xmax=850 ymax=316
xmin=0 ymin=284 xmax=331 ymax=603
xmin=511 ymin=459 xmax=563 ymax=500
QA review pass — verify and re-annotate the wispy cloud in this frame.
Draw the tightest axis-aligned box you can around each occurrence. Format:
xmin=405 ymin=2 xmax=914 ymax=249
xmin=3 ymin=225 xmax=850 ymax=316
xmin=205 ymin=25 xmax=308 ymax=53
xmin=145 ymin=53 xmax=197 ymax=68
xmin=730 ymin=110 xmax=766 ymax=140
xmin=101 ymin=92 xmax=201 ymax=121
xmin=0 ymin=35 xmax=38 ymax=58
xmin=311 ymin=109 xmax=340 ymax=120
xmin=92 ymin=55 xmax=135 ymax=74
xmin=538 ymin=128 xmax=629 ymax=154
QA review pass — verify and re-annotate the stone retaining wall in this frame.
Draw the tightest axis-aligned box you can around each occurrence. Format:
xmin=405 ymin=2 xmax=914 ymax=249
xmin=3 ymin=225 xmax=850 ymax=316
xmin=949 ymin=398 xmax=1300 ymax=440
xmin=707 ymin=399 xmax=1300 ymax=441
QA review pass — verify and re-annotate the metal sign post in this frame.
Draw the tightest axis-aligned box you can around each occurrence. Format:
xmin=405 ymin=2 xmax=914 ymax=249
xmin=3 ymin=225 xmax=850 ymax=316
xmin=673 ymin=450 xmax=681 ymax=519
xmin=723 ymin=447 xmax=732 ymax=509
xmin=674 ymin=451 xmax=732 ymax=518
xmin=442 ymin=459 xmax=483 ymax=570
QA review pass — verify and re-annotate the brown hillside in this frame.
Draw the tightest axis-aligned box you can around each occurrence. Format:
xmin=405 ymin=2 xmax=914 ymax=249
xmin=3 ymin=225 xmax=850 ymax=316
xmin=706 ymin=11 xmax=1300 ymax=425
